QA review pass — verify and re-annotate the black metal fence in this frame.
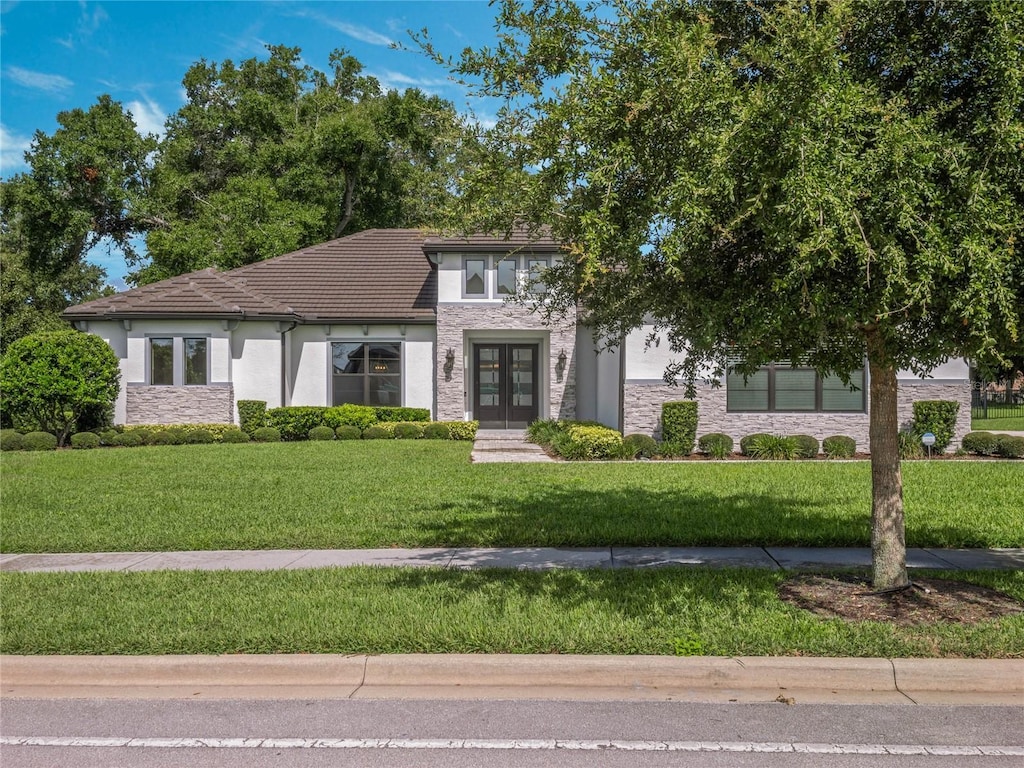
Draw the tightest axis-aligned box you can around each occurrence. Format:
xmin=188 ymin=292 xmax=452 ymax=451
xmin=971 ymin=381 xmax=1024 ymax=419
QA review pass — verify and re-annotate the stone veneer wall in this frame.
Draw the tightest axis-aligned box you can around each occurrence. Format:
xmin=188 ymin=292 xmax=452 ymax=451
xmin=126 ymin=384 xmax=235 ymax=425
xmin=435 ymin=303 xmax=577 ymax=422
xmin=623 ymin=379 xmax=971 ymax=453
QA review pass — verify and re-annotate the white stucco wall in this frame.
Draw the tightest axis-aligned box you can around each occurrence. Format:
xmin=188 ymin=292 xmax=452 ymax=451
xmin=231 ymin=322 xmax=283 ymax=412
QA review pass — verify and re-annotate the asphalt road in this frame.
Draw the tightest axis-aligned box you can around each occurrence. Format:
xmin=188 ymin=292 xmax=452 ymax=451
xmin=3 ymin=699 xmax=1022 ymax=767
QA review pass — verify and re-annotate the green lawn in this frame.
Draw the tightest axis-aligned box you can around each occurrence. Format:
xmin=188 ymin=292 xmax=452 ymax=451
xmin=2 ymin=442 xmax=1022 ymax=552
xmin=2 ymin=567 xmax=1021 ymax=658
xmin=972 ymin=416 xmax=1024 ymax=431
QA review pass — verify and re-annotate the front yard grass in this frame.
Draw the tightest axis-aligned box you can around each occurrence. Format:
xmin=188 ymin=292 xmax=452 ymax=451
xmin=2 ymin=567 xmax=1021 ymax=658
xmin=2 ymin=442 xmax=1022 ymax=552
xmin=971 ymin=416 xmax=1024 ymax=431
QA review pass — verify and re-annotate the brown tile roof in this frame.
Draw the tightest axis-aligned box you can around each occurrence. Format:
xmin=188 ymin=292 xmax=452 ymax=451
xmin=64 ymin=227 xmax=561 ymax=323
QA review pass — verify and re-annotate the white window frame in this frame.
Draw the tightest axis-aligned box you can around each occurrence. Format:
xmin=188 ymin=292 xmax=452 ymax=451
xmin=146 ymin=335 xmax=211 ymax=386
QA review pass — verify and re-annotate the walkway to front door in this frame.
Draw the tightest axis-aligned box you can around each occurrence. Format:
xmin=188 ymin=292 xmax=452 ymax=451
xmin=473 ymin=343 xmax=539 ymax=429
xmin=470 ymin=429 xmax=554 ymax=463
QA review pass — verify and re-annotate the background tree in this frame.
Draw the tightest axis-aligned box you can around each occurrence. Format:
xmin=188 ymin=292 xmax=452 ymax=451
xmin=438 ymin=0 xmax=1024 ymax=589
xmin=0 ymin=330 xmax=121 ymax=445
xmin=138 ymin=45 xmax=466 ymax=283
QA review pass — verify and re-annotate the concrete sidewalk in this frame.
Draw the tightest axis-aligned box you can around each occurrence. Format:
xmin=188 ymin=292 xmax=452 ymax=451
xmin=2 ymin=654 xmax=1022 ymax=705
xmin=2 ymin=546 xmax=1023 ymax=573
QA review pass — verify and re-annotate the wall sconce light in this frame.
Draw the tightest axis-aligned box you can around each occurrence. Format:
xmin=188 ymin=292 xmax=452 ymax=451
xmin=443 ymin=347 xmax=456 ymax=381
xmin=556 ymin=349 xmax=567 ymax=382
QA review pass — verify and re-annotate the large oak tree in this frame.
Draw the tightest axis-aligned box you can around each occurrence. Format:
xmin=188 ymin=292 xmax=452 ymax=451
xmin=436 ymin=0 xmax=1024 ymax=588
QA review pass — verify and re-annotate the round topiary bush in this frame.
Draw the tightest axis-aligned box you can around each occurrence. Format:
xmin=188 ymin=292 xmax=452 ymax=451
xmin=185 ymin=429 xmax=215 ymax=444
xmin=622 ymin=433 xmax=659 ymax=459
xmin=98 ymin=429 xmax=120 ymax=446
xmin=308 ymin=425 xmax=336 ymax=441
xmin=962 ymin=431 xmax=998 ymax=456
xmin=253 ymin=426 xmax=282 ymax=443
xmin=150 ymin=430 xmax=177 ymax=446
xmin=22 ymin=431 xmax=58 ymax=451
xmin=393 ymin=422 xmax=423 ymax=439
xmin=791 ymin=434 xmax=820 ymax=459
xmin=422 ymin=422 xmax=451 ymax=440
xmin=362 ymin=426 xmax=390 ymax=440
xmin=995 ymin=434 xmax=1024 ymax=459
xmin=220 ymin=428 xmax=250 ymax=443
xmin=112 ymin=431 xmax=143 ymax=447
xmin=0 ymin=429 xmax=25 ymax=451
xmin=335 ymin=425 xmax=362 ymax=440
xmin=822 ymin=435 xmax=857 ymax=459
xmin=163 ymin=428 xmax=187 ymax=445
xmin=70 ymin=431 xmax=101 ymax=449
xmin=130 ymin=428 xmax=155 ymax=446
xmin=739 ymin=433 xmax=770 ymax=456
xmin=697 ymin=433 xmax=734 ymax=459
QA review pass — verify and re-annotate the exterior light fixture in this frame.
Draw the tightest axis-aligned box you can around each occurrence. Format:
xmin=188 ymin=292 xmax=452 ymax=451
xmin=556 ymin=349 xmax=567 ymax=382
xmin=443 ymin=347 xmax=456 ymax=381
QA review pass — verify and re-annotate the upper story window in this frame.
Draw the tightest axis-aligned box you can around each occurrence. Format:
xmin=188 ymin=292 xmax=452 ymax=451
xmin=496 ymin=257 xmax=517 ymax=296
xmin=462 ymin=254 xmax=552 ymax=299
xmin=464 ymin=258 xmax=487 ymax=297
xmin=727 ymin=363 xmax=864 ymax=412
xmin=527 ymin=257 xmax=549 ymax=293
xmin=149 ymin=337 xmax=209 ymax=386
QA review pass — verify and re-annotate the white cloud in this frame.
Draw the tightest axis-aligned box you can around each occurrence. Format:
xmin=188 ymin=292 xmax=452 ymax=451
xmin=4 ymin=65 xmax=73 ymax=92
xmin=126 ymin=96 xmax=165 ymax=138
xmin=0 ymin=123 xmax=32 ymax=176
xmin=370 ymin=69 xmax=451 ymax=93
xmin=291 ymin=9 xmax=394 ymax=47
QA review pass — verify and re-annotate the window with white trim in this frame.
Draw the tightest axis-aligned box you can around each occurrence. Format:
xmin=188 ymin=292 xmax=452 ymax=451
xmin=727 ymin=363 xmax=864 ymax=412
xmin=331 ymin=342 xmax=402 ymax=406
xmin=462 ymin=254 xmax=553 ymax=299
xmin=149 ymin=337 xmax=209 ymax=386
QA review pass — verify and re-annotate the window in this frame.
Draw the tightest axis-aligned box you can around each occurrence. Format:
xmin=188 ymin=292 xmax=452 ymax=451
xmin=727 ymin=363 xmax=864 ymax=412
xmin=464 ymin=258 xmax=486 ymax=297
xmin=527 ymin=257 xmax=549 ymax=293
xmin=496 ymin=257 xmax=517 ymax=296
xmin=149 ymin=337 xmax=209 ymax=385
xmin=332 ymin=342 xmax=401 ymax=406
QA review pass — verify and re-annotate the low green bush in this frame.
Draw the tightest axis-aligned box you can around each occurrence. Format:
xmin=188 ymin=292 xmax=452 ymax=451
xmin=445 ymin=421 xmax=478 ymax=441
xmin=527 ymin=419 xmax=564 ymax=446
xmin=185 ymin=429 xmax=216 ymax=444
xmin=739 ymin=433 xmax=770 ymax=456
xmin=962 ymin=431 xmax=999 ymax=456
xmin=746 ymin=434 xmax=799 ymax=460
xmin=822 ymin=435 xmax=856 ymax=458
xmin=622 ymin=433 xmax=659 ymax=459
xmin=0 ymin=429 xmax=24 ymax=451
xmin=22 ymin=431 xmax=58 ymax=451
xmin=995 ymin=434 xmax=1024 ymax=458
xmin=373 ymin=422 xmax=399 ymax=437
xmin=129 ymin=428 xmax=155 ymax=446
xmin=657 ymin=440 xmax=690 ymax=458
xmin=265 ymin=407 xmax=327 ymax=440
xmin=124 ymin=423 xmax=238 ymax=442
xmin=661 ymin=401 xmax=698 ymax=454
xmin=697 ymin=433 xmax=734 ymax=459
xmin=111 ymin=431 xmax=143 ymax=448
xmin=899 ymin=429 xmax=925 ymax=459
xmin=308 ymin=426 xmax=335 ymax=441
xmin=70 ymin=431 xmax=100 ymax=449
xmin=253 ymin=427 xmax=282 ymax=443
xmin=551 ymin=423 xmax=623 ymax=460
xmin=323 ymin=404 xmax=377 ymax=431
xmin=98 ymin=429 xmax=120 ymax=446
xmin=375 ymin=407 xmax=430 ymax=423
xmin=911 ymin=399 xmax=959 ymax=453
xmin=149 ymin=430 xmax=176 ymax=446
xmin=220 ymin=428 xmax=250 ymax=443
xmin=164 ymin=428 xmax=187 ymax=445
xmin=362 ymin=426 xmax=391 ymax=440
xmin=394 ymin=422 xmax=424 ymax=439
xmin=791 ymin=434 xmax=820 ymax=459
xmin=423 ymin=422 xmax=451 ymax=440
xmin=335 ymin=425 xmax=362 ymax=440
xmin=236 ymin=400 xmax=267 ymax=436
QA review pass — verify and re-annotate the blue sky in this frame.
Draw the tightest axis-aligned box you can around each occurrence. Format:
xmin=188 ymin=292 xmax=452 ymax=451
xmin=0 ymin=0 xmax=505 ymax=283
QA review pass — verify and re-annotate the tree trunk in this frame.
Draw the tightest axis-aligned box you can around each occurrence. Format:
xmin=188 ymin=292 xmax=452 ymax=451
xmin=866 ymin=332 xmax=909 ymax=590
xmin=332 ymin=173 xmax=357 ymax=239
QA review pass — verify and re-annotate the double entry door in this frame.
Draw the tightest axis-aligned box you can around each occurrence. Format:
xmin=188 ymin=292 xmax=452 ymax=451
xmin=473 ymin=343 xmax=539 ymax=429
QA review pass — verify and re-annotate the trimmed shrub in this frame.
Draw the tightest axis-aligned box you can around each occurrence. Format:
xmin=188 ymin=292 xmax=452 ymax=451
xmin=130 ymin=428 xmax=155 ymax=446
xmin=21 ymin=431 xmax=58 ymax=451
xmin=253 ymin=426 xmax=282 ymax=443
xmin=335 ymin=425 xmax=362 ymax=440
xmin=0 ymin=429 xmax=24 ymax=451
xmin=911 ymin=400 xmax=959 ymax=453
xmin=792 ymin=434 xmax=820 ymax=459
xmin=899 ymin=429 xmax=925 ymax=459
xmin=739 ymin=433 xmax=770 ymax=456
xmin=308 ymin=425 xmax=336 ymax=441
xmin=394 ymin=422 xmax=424 ymax=439
xmin=698 ymin=433 xmax=734 ymax=459
xmin=70 ymin=431 xmax=100 ymax=449
xmin=823 ymin=435 xmax=856 ymax=459
xmin=112 ymin=431 xmax=143 ymax=447
xmin=375 ymin=407 xmax=430 ymax=423
xmin=657 ymin=440 xmax=690 ymax=458
xmin=527 ymin=419 xmax=564 ymax=446
xmin=962 ymin=431 xmax=999 ymax=456
xmin=184 ymin=429 xmax=215 ymax=444
xmin=746 ymin=434 xmax=799 ymax=460
xmin=423 ymin=422 xmax=451 ymax=440
xmin=660 ymin=401 xmax=698 ymax=454
xmin=551 ymin=423 xmax=623 ymax=460
xmin=622 ymin=433 xmax=659 ymax=459
xmin=149 ymin=430 xmax=176 ymax=446
xmin=995 ymin=435 xmax=1024 ymax=459
xmin=265 ymin=406 xmax=327 ymax=440
xmin=362 ymin=426 xmax=391 ymax=440
xmin=164 ymin=428 xmax=187 ymax=445
xmin=98 ymin=429 xmax=120 ymax=446
xmin=237 ymin=400 xmax=267 ymax=436
xmin=323 ymin=404 xmax=377 ymax=431
xmin=374 ymin=422 xmax=400 ymax=437
xmin=221 ymin=428 xmax=250 ymax=443
xmin=445 ymin=421 xmax=478 ymax=441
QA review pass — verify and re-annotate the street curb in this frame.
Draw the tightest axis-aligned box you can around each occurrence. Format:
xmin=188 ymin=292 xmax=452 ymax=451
xmin=2 ymin=655 xmax=1021 ymax=705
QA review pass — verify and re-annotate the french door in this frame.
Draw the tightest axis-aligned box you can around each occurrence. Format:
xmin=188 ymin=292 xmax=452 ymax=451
xmin=473 ymin=344 xmax=539 ymax=429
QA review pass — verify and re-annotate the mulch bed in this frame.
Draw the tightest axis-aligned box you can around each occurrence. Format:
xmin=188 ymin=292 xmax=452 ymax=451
xmin=778 ymin=574 xmax=1023 ymax=626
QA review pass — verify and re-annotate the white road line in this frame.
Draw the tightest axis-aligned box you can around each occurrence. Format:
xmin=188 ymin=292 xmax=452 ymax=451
xmin=3 ymin=737 xmax=1023 ymax=756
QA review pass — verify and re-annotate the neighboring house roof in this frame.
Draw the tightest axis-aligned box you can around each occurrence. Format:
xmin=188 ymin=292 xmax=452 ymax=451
xmin=64 ymin=227 xmax=561 ymax=323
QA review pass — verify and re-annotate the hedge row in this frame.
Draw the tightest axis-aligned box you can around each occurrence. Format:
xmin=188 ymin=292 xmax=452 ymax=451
xmin=238 ymin=401 xmax=432 ymax=440
xmin=962 ymin=431 xmax=1024 ymax=459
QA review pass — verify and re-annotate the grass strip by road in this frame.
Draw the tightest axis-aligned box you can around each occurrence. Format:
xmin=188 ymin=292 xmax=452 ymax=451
xmin=1 ymin=568 xmax=1021 ymax=658
xmin=2 ymin=442 xmax=1022 ymax=552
